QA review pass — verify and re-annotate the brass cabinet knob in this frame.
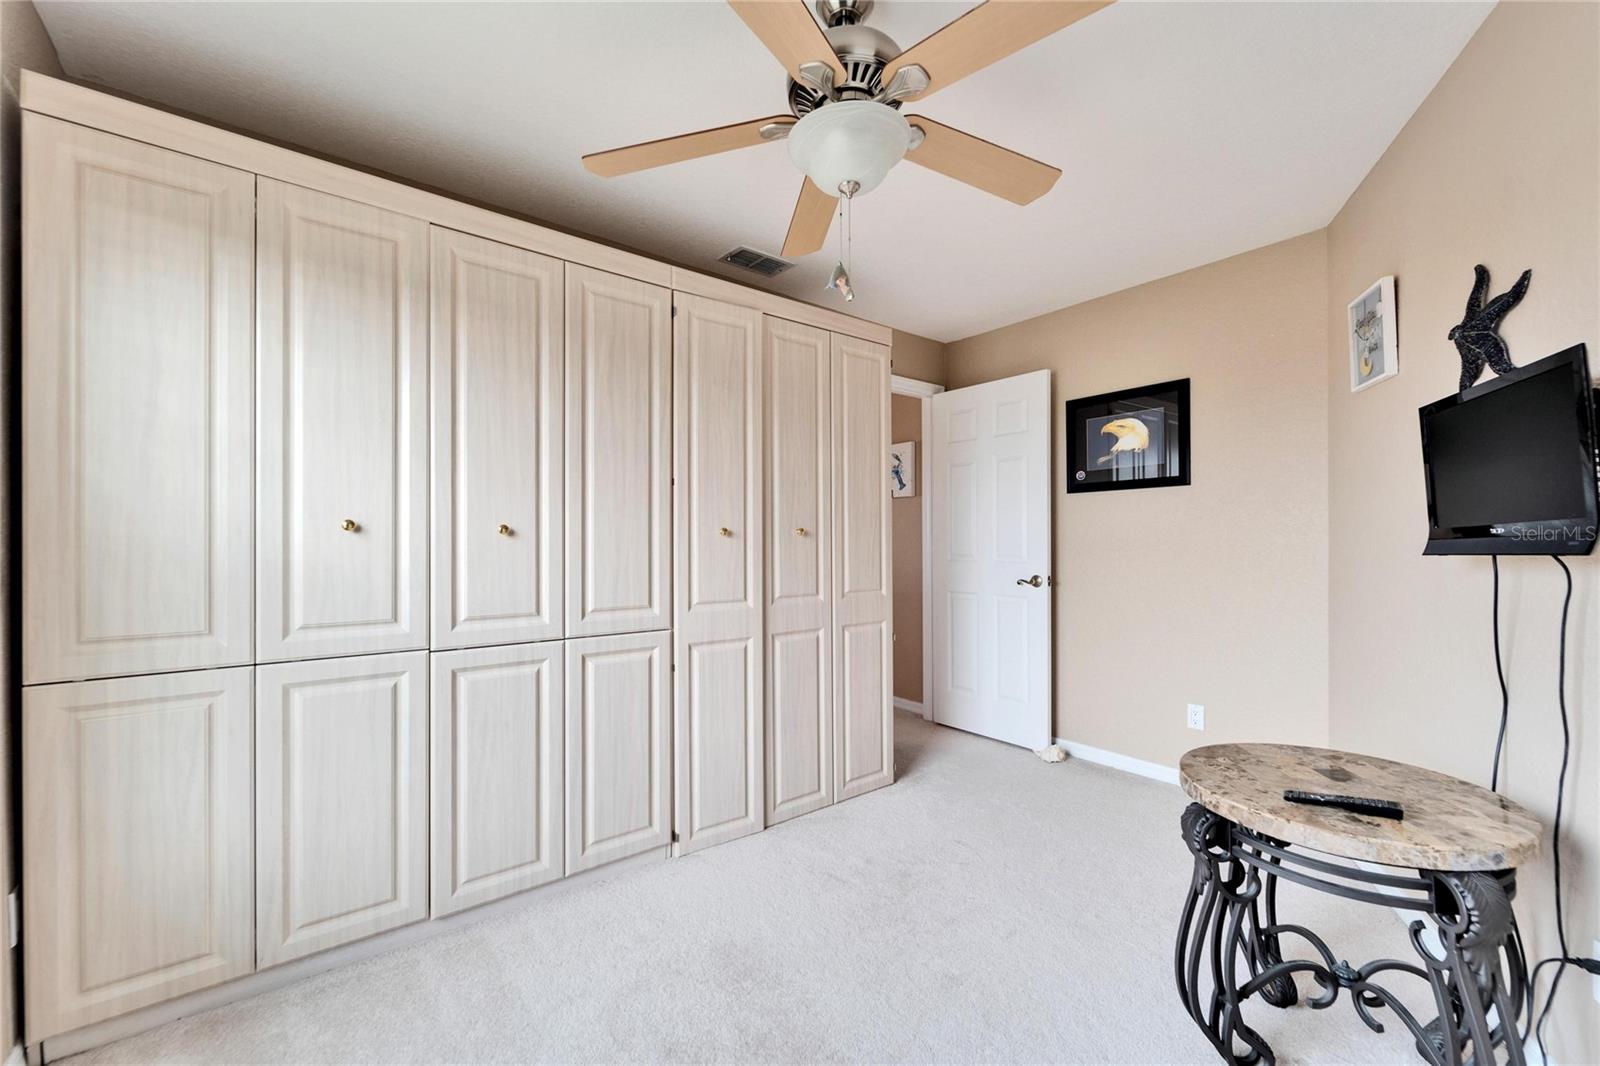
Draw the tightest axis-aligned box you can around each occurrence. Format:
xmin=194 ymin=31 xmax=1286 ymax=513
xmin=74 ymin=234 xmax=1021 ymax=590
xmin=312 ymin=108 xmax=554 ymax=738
xmin=794 ymin=527 xmax=808 ymax=537
xmin=341 ymin=518 xmax=360 ymax=533
xmin=718 ymin=527 xmax=733 ymax=538
xmin=497 ymin=523 xmax=513 ymax=536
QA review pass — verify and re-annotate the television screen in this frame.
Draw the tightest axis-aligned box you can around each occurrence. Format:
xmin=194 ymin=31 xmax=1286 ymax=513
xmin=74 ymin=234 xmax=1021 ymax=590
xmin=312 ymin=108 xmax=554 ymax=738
xmin=1419 ymin=345 xmax=1597 ymax=555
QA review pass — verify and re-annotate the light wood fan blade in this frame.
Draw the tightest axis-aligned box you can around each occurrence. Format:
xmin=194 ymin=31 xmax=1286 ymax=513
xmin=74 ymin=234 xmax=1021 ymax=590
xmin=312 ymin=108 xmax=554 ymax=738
xmin=781 ymin=178 xmax=837 ymax=257
xmin=882 ymin=1 xmax=1113 ymax=101
xmin=904 ymin=116 xmax=1061 ymax=205
xmin=727 ymin=0 xmax=848 ymax=85
xmin=583 ymin=116 xmax=794 ymax=177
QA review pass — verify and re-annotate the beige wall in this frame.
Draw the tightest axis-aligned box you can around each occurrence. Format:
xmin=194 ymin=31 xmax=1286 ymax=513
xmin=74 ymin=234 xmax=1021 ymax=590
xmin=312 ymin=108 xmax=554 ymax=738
xmin=891 ymin=394 xmax=924 ymax=704
xmin=1326 ymin=4 xmax=1599 ymax=1061
xmin=945 ymin=231 xmax=1331 ymax=763
xmin=890 ymin=329 xmax=946 ymax=386
xmin=2 ymin=3 xmax=62 ymax=1055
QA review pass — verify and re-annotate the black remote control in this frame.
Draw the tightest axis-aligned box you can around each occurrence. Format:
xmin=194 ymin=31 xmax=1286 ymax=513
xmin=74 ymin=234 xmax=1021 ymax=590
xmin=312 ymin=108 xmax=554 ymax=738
xmin=1283 ymin=789 xmax=1404 ymax=820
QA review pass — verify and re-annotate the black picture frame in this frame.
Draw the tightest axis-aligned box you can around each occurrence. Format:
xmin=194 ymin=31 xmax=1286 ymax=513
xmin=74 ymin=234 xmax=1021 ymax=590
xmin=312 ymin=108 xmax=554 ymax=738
xmin=1065 ymin=378 xmax=1191 ymax=493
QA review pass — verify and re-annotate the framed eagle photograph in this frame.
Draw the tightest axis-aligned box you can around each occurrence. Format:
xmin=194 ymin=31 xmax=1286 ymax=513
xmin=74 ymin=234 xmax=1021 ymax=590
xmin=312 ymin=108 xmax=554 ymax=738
xmin=1065 ymin=378 xmax=1191 ymax=493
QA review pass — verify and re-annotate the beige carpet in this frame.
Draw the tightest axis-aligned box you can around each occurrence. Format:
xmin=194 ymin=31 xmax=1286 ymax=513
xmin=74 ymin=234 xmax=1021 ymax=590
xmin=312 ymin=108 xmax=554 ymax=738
xmin=67 ymin=711 xmax=1440 ymax=1064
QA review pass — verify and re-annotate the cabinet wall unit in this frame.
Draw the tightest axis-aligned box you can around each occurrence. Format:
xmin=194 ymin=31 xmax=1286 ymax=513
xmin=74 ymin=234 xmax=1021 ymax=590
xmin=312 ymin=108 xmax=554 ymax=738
xmin=430 ymin=228 xmax=564 ymax=650
xmin=256 ymin=178 xmax=430 ymax=663
xmin=565 ymin=265 xmax=671 ymax=638
xmin=832 ymin=335 xmax=895 ymax=801
xmin=763 ymin=317 xmax=834 ymax=825
xmin=23 ymin=667 xmax=255 ymax=1039
xmin=672 ymin=294 xmax=765 ymax=854
xmin=431 ymin=642 xmax=565 ymax=916
xmin=565 ymin=631 xmax=671 ymax=874
xmin=22 ymin=114 xmax=255 ymax=685
xmin=256 ymin=652 xmax=430 ymax=966
xmin=19 ymin=75 xmax=898 ymax=1048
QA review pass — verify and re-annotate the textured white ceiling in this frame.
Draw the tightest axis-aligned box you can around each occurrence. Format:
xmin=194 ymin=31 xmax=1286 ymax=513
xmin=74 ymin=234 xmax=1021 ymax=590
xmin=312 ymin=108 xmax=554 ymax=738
xmin=36 ymin=1 xmax=1491 ymax=342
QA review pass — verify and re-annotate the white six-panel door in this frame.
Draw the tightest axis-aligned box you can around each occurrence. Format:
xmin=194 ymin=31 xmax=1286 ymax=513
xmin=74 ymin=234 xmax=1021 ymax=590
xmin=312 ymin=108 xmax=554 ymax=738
xmin=832 ymin=335 xmax=894 ymax=801
xmin=24 ymin=667 xmax=255 ymax=1039
xmin=256 ymin=651 xmax=429 ymax=966
xmin=565 ymin=265 xmax=672 ymax=638
xmin=431 ymin=642 xmax=564 ymax=915
xmin=22 ymin=115 xmax=255 ymax=685
xmin=430 ymin=228 xmax=564 ymax=649
xmin=929 ymin=370 xmax=1053 ymax=750
xmin=764 ymin=317 xmax=834 ymax=825
xmin=673 ymin=294 xmax=765 ymax=853
xmin=257 ymin=179 xmax=429 ymax=662
xmin=565 ymin=631 xmax=671 ymax=873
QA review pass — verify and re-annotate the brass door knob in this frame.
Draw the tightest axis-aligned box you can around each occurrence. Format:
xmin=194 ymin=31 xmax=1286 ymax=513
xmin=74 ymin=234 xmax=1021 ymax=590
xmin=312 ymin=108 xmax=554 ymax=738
xmin=1016 ymin=574 xmax=1044 ymax=587
xmin=341 ymin=518 xmax=360 ymax=533
xmin=718 ymin=527 xmax=733 ymax=538
xmin=497 ymin=523 xmax=513 ymax=536
xmin=794 ymin=527 xmax=808 ymax=537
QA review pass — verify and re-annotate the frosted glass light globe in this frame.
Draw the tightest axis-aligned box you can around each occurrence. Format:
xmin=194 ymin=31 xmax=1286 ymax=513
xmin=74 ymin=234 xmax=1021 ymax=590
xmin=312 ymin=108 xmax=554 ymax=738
xmin=787 ymin=100 xmax=912 ymax=197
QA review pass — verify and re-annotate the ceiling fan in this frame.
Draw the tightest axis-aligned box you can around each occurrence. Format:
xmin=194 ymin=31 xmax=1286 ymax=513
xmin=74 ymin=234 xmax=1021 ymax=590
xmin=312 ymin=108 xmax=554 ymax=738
xmin=582 ymin=0 xmax=1113 ymax=261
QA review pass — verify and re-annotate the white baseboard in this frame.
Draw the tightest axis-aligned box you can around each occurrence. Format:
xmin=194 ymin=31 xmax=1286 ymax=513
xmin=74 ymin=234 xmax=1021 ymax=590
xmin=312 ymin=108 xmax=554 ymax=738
xmin=893 ymin=697 xmax=929 ymax=720
xmin=1055 ymin=737 xmax=1179 ymax=785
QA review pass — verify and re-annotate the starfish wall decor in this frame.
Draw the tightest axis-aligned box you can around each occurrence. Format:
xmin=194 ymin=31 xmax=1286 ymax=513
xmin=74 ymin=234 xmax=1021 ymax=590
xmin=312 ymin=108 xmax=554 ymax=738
xmin=1449 ymin=264 xmax=1532 ymax=392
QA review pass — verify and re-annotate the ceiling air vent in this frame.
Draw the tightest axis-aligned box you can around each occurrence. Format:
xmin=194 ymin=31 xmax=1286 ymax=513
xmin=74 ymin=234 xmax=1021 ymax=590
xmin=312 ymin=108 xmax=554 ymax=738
xmin=719 ymin=246 xmax=793 ymax=278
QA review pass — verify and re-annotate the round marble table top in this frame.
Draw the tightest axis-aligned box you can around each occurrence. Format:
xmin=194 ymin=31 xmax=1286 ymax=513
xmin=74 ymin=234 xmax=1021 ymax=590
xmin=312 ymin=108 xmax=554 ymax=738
xmin=1180 ymin=743 xmax=1541 ymax=871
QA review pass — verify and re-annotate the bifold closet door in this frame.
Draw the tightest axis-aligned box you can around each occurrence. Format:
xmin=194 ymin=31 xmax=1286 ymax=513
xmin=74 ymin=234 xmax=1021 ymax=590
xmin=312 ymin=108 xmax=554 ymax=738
xmin=430 ymin=228 xmax=564 ymax=649
xmin=673 ymin=294 xmax=764 ymax=854
xmin=764 ymin=317 xmax=833 ymax=825
xmin=565 ymin=631 xmax=671 ymax=873
xmin=24 ymin=667 xmax=254 ymax=1038
xmin=257 ymin=179 xmax=429 ymax=663
xmin=832 ymin=334 xmax=894 ymax=801
xmin=565 ymin=265 xmax=671 ymax=637
xmin=257 ymin=652 xmax=429 ymax=966
xmin=431 ymin=643 xmax=564 ymax=915
xmin=22 ymin=114 xmax=254 ymax=685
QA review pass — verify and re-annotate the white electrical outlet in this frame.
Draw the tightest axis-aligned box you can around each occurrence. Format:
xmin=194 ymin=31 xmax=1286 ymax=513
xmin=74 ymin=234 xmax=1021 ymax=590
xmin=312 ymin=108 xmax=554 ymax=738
xmin=1187 ymin=703 xmax=1205 ymax=730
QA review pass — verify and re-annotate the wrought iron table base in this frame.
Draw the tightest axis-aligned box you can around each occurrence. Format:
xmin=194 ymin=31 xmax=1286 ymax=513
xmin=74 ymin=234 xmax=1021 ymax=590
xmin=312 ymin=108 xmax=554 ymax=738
xmin=1175 ymin=803 xmax=1528 ymax=1066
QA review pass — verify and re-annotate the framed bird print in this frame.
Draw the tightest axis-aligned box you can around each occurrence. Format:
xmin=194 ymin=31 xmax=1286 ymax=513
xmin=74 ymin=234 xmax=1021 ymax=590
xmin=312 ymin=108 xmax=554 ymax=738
xmin=1348 ymin=276 xmax=1399 ymax=391
xmin=1065 ymin=378 xmax=1190 ymax=493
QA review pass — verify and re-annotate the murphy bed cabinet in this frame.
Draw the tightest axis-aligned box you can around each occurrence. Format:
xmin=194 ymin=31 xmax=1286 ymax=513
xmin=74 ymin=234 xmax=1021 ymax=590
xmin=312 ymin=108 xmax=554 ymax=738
xmin=19 ymin=75 xmax=894 ymax=1048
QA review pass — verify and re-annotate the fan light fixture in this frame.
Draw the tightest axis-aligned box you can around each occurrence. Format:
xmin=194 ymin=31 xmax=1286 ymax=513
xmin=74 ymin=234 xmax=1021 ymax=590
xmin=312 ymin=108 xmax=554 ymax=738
xmin=786 ymin=100 xmax=912 ymax=198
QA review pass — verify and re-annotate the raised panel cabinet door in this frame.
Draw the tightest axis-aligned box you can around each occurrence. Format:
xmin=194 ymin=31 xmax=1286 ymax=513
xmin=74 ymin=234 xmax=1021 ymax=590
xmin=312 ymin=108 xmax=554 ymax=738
xmin=24 ymin=667 xmax=254 ymax=1038
xmin=564 ymin=631 xmax=670 ymax=874
xmin=832 ymin=334 xmax=894 ymax=801
xmin=256 ymin=651 xmax=428 ymax=966
xmin=430 ymin=642 xmax=564 ymax=916
xmin=22 ymin=114 xmax=254 ymax=685
xmin=764 ymin=317 xmax=833 ymax=825
xmin=430 ymin=228 xmax=564 ymax=649
xmin=257 ymin=179 xmax=429 ymax=662
xmin=564 ymin=265 xmax=671 ymax=637
xmin=673 ymin=295 xmax=764 ymax=854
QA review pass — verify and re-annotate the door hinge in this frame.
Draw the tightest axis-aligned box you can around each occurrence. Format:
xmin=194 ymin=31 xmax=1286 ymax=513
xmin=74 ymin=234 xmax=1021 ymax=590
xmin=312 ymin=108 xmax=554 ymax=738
xmin=671 ymin=305 xmax=678 ymax=318
xmin=671 ymin=830 xmax=680 ymax=844
xmin=7 ymin=890 xmax=18 ymax=949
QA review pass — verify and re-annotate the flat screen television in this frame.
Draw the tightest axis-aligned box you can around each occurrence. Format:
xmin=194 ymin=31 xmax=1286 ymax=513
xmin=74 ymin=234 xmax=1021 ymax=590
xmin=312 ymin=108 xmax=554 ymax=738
xmin=1419 ymin=344 xmax=1598 ymax=555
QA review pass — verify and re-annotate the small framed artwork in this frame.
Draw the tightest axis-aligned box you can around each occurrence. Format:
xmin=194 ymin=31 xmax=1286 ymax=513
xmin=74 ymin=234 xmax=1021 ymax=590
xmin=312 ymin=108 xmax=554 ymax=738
xmin=890 ymin=441 xmax=916 ymax=498
xmin=1065 ymin=378 xmax=1190 ymax=493
xmin=1348 ymin=275 xmax=1398 ymax=391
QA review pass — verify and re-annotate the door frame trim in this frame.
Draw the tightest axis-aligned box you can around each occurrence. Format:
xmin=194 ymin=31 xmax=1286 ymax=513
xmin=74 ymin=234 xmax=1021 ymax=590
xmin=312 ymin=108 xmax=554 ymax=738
xmin=889 ymin=374 xmax=943 ymax=721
